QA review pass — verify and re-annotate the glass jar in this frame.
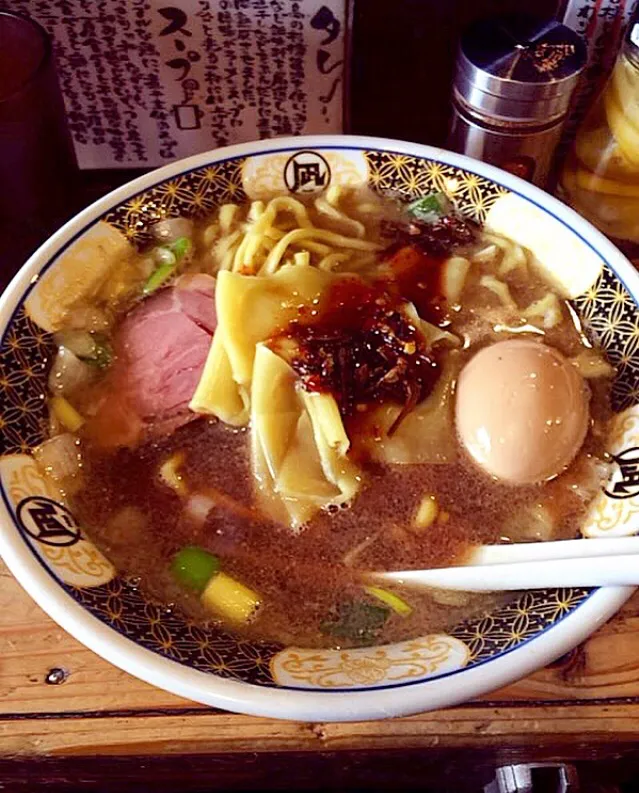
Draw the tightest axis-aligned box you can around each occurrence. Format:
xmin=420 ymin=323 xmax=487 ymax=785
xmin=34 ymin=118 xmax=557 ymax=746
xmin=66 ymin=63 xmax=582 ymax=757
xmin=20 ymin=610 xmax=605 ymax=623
xmin=559 ymin=19 xmax=639 ymax=252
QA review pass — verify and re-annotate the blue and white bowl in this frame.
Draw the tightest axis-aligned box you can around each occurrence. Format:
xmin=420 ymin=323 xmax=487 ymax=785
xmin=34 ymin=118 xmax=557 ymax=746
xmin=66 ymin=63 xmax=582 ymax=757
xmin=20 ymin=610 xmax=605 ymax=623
xmin=1 ymin=135 xmax=638 ymax=721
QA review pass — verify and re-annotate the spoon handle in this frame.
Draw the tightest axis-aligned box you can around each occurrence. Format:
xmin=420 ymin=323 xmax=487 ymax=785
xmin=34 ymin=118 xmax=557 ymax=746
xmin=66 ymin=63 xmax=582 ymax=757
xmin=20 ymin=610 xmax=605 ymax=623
xmin=471 ymin=535 xmax=639 ymax=565
xmin=375 ymin=554 xmax=639 ymax=592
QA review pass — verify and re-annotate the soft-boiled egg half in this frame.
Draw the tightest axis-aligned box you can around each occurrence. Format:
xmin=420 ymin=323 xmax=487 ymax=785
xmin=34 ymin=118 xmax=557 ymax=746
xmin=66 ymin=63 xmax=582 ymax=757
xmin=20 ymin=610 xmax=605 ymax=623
xmin=455 ymin=338 xmax=590 ymax=484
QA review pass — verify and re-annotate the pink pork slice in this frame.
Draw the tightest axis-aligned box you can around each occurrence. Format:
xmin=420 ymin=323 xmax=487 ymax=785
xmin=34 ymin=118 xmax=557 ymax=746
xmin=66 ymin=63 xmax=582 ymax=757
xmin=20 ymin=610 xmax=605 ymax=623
xmin=118 ymin=273 xmax=217 ymax=419
xmin=84 ymin=274 xmax=216 ymax=448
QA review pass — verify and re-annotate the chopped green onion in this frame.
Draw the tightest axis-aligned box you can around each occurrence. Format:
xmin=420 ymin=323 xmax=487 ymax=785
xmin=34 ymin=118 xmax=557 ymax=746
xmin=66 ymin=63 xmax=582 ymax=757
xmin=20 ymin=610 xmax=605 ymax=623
xmin=170 ymin=236 xmax=191 ymax=261
xmin=143 ymin=261 xmax=177 ymax=295
xmin=407 ymin=192 xmax=451 ymax=223
xmin=171 ymin=546 xmax=220 ymax=593
xmin=364 ymin=586 xmax=412 ymax=617
xmin=55 ymin=330 xmax=113 ymax=370
xmin=82 ymin=336 xmax=112 ymax=370
xmin=143 ymin=237 xmax=190 ymax=297
xmin=320 ymin=600 xmax=390 ymax=645
xmin=92 ymin=340 xmax=112 ymax=370
xmin=153 ymin=246 xmax=177 ymax=267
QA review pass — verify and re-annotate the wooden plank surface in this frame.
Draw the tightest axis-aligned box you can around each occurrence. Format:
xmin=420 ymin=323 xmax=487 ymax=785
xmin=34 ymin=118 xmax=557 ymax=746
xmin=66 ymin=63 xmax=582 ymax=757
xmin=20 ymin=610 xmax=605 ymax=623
xmin=2 ymin=559 xmax=639 ymax=759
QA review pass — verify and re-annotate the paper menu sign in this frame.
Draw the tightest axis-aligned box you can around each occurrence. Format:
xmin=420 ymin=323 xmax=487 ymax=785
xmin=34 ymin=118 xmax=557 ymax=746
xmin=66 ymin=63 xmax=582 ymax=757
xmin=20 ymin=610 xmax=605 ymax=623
xmin=15 ymin=0 xmax=348 ymax=169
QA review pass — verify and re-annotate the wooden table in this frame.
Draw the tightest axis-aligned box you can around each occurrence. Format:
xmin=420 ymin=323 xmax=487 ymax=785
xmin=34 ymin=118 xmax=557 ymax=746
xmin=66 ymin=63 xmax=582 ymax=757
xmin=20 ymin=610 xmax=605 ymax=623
xmin=2 ymin=557 xmax=639 ymax=791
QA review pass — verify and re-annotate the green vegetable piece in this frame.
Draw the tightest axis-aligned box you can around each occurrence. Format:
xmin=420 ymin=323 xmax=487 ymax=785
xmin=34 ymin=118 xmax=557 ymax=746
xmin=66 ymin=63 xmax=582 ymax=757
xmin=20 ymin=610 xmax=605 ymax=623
xmin=143 ymin=239 xmax=190 ymax=296
xmin=320 ymin=600 xmax=390 ymax=645
xmin=93 ymin=342 xmax=112 ymax=370
xmin=171 ymin=546 xmax=220 ymax=593
xmin=83 ymin=335 xmax=112 ymax=370
xmin=171 ymin=236 xmax=191 ymax=261
xmin=143 ymin=261 xmax=177 ymax=296
xmin=407 ymin=192 xmax=451 ymax=223
xmin=364 ymin=585 xmax=412 ymax=617
xmin=154 ymin=246 xmax=177 ymax=267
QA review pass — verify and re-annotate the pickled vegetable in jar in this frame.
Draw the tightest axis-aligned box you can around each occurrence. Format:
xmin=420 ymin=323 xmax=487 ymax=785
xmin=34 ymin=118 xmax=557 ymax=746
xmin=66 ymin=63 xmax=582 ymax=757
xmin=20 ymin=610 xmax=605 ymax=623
xmin=560 ymin=23 xmax=639 ymax=249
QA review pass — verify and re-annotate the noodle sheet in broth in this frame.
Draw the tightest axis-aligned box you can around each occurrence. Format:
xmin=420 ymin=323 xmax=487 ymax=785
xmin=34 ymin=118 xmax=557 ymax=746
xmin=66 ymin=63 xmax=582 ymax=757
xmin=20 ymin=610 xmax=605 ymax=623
xmin=190 ymin=265 xmax=334 ymax=425
xmin=190 ymin=261 xmax=464 ymax=529
xmin=251 ymin=344 xmax=360 ymax=531
xmin=191 ymin=330 xmax=249 ymax=426
xmin=360 ymin=352 xmax=460 ymax=465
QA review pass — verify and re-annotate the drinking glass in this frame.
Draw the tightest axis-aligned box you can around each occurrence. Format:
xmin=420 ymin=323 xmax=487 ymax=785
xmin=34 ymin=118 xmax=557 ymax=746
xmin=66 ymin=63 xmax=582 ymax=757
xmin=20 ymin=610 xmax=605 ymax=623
xmin=0 ymin=10 xmax=77 ymax=288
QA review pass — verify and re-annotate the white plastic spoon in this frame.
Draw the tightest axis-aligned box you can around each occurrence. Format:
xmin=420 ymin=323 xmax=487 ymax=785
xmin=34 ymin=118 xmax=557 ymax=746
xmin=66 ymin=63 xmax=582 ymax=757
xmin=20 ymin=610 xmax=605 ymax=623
xmin=372 ymin=536 xmax=639 ymax=592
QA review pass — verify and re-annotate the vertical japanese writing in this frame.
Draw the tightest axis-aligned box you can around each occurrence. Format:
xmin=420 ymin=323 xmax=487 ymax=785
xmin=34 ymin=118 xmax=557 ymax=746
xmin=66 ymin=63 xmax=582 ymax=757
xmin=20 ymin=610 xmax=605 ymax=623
xmin=236 ymin=0 xmax=256 ymax=111
xmin=158 ymin=5 xmax=204 ymax=133
xmin=252 ymin=0 xmax=273 ymax=138
xmin=310 ymin=3 xmax=343 ymax=125
xmin=219 ymin=1 xmax=244 ymax=130
xmin=136 ymin=0 xmax=179 ymax=162
xmin=196 ymin=1 xmax=229 ymax=145
xmin=12 ymin=0 xmax=346 ymax=168
xmin=288 ymin=2 xmax=309 ymax=132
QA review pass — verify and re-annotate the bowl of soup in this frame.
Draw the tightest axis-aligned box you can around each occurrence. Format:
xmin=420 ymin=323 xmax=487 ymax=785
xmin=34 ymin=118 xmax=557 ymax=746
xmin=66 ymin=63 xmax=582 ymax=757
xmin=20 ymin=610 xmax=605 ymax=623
xmin=1 ymin=135 xmax=638 ymax=721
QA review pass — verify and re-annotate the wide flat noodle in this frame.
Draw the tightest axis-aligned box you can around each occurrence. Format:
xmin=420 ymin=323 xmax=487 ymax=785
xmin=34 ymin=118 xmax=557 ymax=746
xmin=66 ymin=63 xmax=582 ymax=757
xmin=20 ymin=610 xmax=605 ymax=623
xmin=189 ymin=330 xmax=249 ymax=426
xmin=191 ymin=265 xmax=334 ymax=426
xmin=251 ymin=344 xmax=361 ymax=532
xmin=361 ymin=352 xmax=461 ymax=465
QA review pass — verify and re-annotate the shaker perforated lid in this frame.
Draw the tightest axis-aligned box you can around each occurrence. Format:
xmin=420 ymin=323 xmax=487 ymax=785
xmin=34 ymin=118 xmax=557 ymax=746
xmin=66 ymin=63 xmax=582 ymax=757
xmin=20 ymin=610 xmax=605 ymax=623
xmin=455 ymin=15 xmax=587 ymax=123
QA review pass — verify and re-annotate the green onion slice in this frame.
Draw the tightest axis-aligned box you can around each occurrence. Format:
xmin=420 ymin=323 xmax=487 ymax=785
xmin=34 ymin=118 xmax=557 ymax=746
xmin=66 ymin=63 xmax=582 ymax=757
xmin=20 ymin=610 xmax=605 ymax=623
xmin=364 ymin=585 xmax=412 ymax=616
xmin=143 ymin=261 xmax=178 ymax=295
xmin=170 ymin=236 xmax=191 ymax=261
xmin=143 ymin=237 xmax=191 ymax=296
xmin=171 ymin=546 xmax=220 ymax=593
xmin=407 ymin=192 xmax=451 ymax=223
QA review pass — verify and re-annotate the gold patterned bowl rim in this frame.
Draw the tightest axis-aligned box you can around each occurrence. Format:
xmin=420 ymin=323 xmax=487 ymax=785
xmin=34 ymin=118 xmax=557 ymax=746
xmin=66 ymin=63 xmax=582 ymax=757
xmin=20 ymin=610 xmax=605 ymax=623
xmin=0 ymin=135 xmax=635 ymax=721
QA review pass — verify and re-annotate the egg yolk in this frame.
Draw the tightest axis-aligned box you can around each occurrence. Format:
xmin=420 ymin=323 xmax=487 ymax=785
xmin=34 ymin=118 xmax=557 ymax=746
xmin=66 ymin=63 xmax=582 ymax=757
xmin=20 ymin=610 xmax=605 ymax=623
xmin=455 ymin=338 xmax=590 ymax=484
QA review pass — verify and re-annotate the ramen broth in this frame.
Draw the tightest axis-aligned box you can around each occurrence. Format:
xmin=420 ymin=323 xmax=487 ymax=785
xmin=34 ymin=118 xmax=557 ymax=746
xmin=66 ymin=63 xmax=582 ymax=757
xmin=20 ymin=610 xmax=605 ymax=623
xmin=40 ymin=188 xmax=612 ymax=649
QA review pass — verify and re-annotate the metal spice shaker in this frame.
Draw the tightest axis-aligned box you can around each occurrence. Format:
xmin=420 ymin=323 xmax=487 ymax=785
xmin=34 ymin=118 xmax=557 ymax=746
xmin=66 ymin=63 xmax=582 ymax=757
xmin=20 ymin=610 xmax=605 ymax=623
xmin=448 ymin=15 xmax=587 ymax=188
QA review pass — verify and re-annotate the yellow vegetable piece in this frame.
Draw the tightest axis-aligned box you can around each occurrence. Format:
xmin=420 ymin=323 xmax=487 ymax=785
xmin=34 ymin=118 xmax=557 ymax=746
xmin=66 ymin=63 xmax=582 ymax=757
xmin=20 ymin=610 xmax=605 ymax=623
xmin=605 ymin=88 xmax=639 ymax=167
xmin=575 ymin=122 xmax=639 ymax=181
xmin=218 ymin=203 xmax=239 ymax=234
xmin=575 ymin=167 xmax=639 ymax=197
xmin=159 ymin=451 xmax=187 ymax=496
xmin=50 ymin=396 xmax=84 ymax=432
xmin=561 ymin=162 xmax=639 ymax=241
xmin=570 ymin=349 xmax=615 ymax=379
xmin=201 ymin=572 xmax=261 ymax=624
xmin=610 ymin=58 xmax=639 ymax=136
xmin=364 ymin=586 xmax=412 ymax=617
xmin=413 ymin=495 xmax=438 ymax=531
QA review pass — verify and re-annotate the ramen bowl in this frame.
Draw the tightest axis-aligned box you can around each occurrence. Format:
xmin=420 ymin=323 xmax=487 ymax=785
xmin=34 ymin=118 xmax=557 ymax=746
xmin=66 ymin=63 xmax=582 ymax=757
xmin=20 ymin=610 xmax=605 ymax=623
xmin=1 ymin=135 xmax=638 ymax=722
